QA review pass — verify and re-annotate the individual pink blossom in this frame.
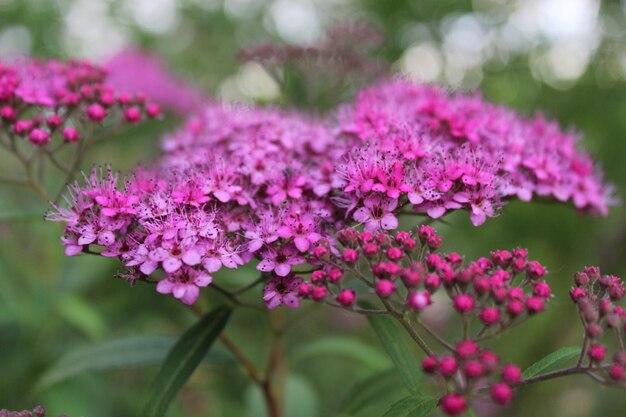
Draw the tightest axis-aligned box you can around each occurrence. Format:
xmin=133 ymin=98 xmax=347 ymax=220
xmin=263 ymin=274 xmax=303 ymax=309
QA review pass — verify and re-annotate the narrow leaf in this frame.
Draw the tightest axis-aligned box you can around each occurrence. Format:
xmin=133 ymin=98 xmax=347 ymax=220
xmin=522 ymin=346 xmax=582 ymax=379
xmin=142 ymin=305 xmax=231 ymax=417
xmin=340 ymin=368 xmax=408 ymax=416
xmin=367 ymin=313 xmax=423 ymax=394
xmin=36 ymin=335 xmax=234 ymax=390
xmin=382 ymin=395 xmax=437 ymax=417
xmin=291 ymin=336 xmax=391 ymax=370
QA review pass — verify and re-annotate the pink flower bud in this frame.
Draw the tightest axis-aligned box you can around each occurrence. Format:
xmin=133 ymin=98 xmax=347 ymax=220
xmin=28 ymin=128 xmax=50 ymax=145
xmin=588 ymin=344 xmax=607 ymax=362
xmin=527 ymin=261 xmax=546 ymax=279
xmin=362 ymin=243 xmax=379 ymax=258
xmin=440 ymin=394 xmax=466 ymax=416
xmin=525 ymin=296 xmax=544 ymax=314
xmin=375 ymin=279 xmax=395 ymax=297
xmin=336 ymin=289 xmax=356 ymax=307
xmin=574 ymin=272 xmax=589 ymax=286
xmin=0 ymin=105 xmax=16 ymax=122
xmin=507 ymin=300 xmax=524 ymax=317
xmin=62 ymin=127 xmax=80 ymax=142
xmin=610 ymin=364 xmax=625 ymax=381
xmin=100 ymin=91 xmax=115 ymax=107
xmin=337 ymin=228 xmax=358 ymax=246
xmin=570 ymin=287 xmax=587 ymax=301
xmin=86 ymin=103 xmax=106 ymax=121
xmin=407 ymin=291 xmax=431 ymax=311
xmin=341 ymin=248 xmax=360 ymax=264
xmin=298 ymin=283 xmax=312 ymax=297
xmin=14 ymin=119 xmax=33 ymax=135
xmin=610 ymin=284 xmax=625 ymax=301
xmin=311 ymin=286 xmax=328 ymax=301
xmin=491 ymin=250 xmax=512 ymax=267
xmin=124 ymin=106 xmax=142 ymax=123
xmin=327 ymin=268 xmax=344 ymax=283
xmin=474 ymin=277 xmax=491 ymax=295
xmin=480 ymin=350 xmax=500 ymax=373
xmin=358 ymin=231 xmax=374 ymax=244
xmin=502 ymin=364 xmax=522 ymax=384
xmin=463 ymin=360 xmax=484 ymax=379
xmin=490 ymin=383 xmax=513 ymax=406
xmin=533 ymin=282 xmax=551 ymax=298
xmin=424 ymin=273 xmax=441 ymax=292
xmin=146 ymin=102 xmax=161 ymax=118
xmin=425 ymin=253 xmax=442 ymax=270
xmin=386 ymin=247 xmax=403 ymax=261
xmin=614 ymin=351 xmax=626 ymax=365
xmin=479 ymin=307 xmax=501 ymax=325
xmin=427 ymin=234 xmax=442 ymax=250
xmin=439 ymin=356 xmax=458 ymax=378
xmin=46 ymin=114 xmax=62 ymax=129
xmin=417 ymin=225 xmax=435 ymax=241
xmin=422 ymin=356 xmax=438 ymax=374
xmin=313 ymin=246 xmax=329 ymax=259
xmin=118 ymin=92 xmax=132 ymax=105
xmin=456 ymin=340 xmax=479 ymax=359
xmin=453 ymin=294 xmax=475 ymax=314
xmin=446 ymin=252 xmax=463 ymax=267
xmin=586 ymin=323 xmax=603 ymax=339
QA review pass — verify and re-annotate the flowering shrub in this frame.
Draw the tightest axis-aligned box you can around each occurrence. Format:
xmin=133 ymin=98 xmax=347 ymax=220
xmin=2 ymin=54 xmax=621 ymax=417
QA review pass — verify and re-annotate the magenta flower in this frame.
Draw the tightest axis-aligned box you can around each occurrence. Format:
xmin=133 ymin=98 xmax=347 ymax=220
xmin=353 ymin=194 xmax=399 ymax=232
xmin=156 ymin=266 xmax=213 ymax=305
xmin=257 ymin=244 xmax=306 ymax=276
xmin=263 ymin=274 xmax=303 ymax=309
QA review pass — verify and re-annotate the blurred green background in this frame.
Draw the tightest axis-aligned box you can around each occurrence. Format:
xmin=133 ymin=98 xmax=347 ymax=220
xmin=1 ymin=0 xmax=626 ymax=416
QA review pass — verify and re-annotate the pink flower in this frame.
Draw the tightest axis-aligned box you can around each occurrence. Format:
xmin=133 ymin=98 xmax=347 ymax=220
xmin=156 ymin=266 xmax=212 ymax=305
xmin=263 ymin=274 xmax=303 ymax=309
xmin=257 ymin=244 xmax=306 ymax=276
xmin=353 ymin=194 xmax=398 ymax=232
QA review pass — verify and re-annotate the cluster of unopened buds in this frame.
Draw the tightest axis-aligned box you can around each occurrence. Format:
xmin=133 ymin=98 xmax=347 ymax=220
xmin=0 ymin=406 xmax=59 ymax=417
xmin=570 ymin=266 xmax=626 ymax=386
xmin=278 ymin=225 xmax=550 ymax=414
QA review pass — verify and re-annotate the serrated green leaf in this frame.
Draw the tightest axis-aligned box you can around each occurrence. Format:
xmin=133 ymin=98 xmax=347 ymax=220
xmin=382 ymin=395 xmax=437 ymax=417
xmin=367 ymin=313 xmax=423 ymax=394
xmin=290 ymin=336 xmax=391 ymax=370
xmin=36 ymin=335 xmax=234 ymax=390
xmin=142 ymin=305 xmax=231 ymax=417
xmin=522 ymin=346 xmax=581 ymax=379
xmin=340 ymin=368 xmax=408 ymax=416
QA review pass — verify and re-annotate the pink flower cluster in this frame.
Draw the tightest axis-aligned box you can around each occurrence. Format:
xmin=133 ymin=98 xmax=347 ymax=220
xmin=0 ymin=58 xmax=160 ymax=146
xmin=334 ymin=79 xmax=614 ymax=225
xmin=570 ymin=267 xmax=626 ymax=385
xmin=48 ymin=105 xmax=344 ymax=305
xmin=0 ymin=405 xmax=48 ymax=417
xmin=287 ymin=225 xmax=550 ymax=414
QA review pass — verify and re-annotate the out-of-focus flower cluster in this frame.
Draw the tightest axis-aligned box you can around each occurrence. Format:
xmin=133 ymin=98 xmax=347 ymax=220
xmin=335 ymin=79 xmax=615 ymax=226
xmin=286 ymin=225 xmax=549 ymax=414
xmin=570 ymin=266 xmax=626 ymax=386
xmin=0 ymin=405 xmax=55 ymax=417
xmin=0 ymin=58 xmax=160 ymax=147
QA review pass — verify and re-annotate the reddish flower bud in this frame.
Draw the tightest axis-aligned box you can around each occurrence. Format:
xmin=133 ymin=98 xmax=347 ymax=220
xmin=588 ymin=344 xmax=607 ymax=362
xmin=341 ymin=248 xmax=360 ymax=264
xmin=570 ymin=287 xmax=587 ymax=302
xmin=407 ymin=291 xmax=431 ymax=311
xmin=574 ymin=272 xmax=589 ymax=286
xmin=124 ymin=106 xmax=142 ymax=123
xmin=609 ymin=364 xmax=625 ymax=381
xmin=386 ymin=247 xmax=403 ymax=261
xmin=614 ymin=351 xmax=626 ymax=365
xmin=422 ymin=355 xmax=438 ymax=374
xmin=491 ymin=250 xmax=512 ymax=267
xmin=46 ymin=114 xmax=62 ymax=129
xmin=337 ymin=228 xmax=358 ymax=246
xmin=146 ymin=102 xmax=161 ymax=118
xmin=358 ymin=231 xmax=374 ymax=244
xmin=33 ymin=406 xmax=46 ymax=417
xmin=28 ymin=128 xmax=50 ymax=145
xmin=490 ymin=383 xmax=513 ymax=406
xmin=86 ymin=103 xmax=106 ymax=121
xmin=502 ymin=364 xmax=522 ymax=384
xmin=14 ymin=119 xmax=33 ymax=135
xmin=456 ymin=340 xmax=479 ymax=359
xmin=311 ymin=286 xmax=328 ymax=301
xmin=463 ymin=360 xmax=484 ymax=379
xmin=439 ymin=356 xmax=459 ymax=378
xmin=427 ymin=234 xmax=442 ymax=250
xmin=362 ymin=243 xmax=379 ymax=258
xmin=446 ymin=252 xmax=463 ymax=267
xmin=510 ymin=257 xmax=526 ymax=273
xmin=310 ymin=270 xmax=325 ymax=283
xmin=402 ymin=269 xmax=422 ymax=288
xmin=610 ymin=284 xmax=625 ymax=301
xmin=507 ymin=300 xmax=524 ymax=317
xmin=473 ymin=277 xmax=491 ymax=295
xmin=425 ymin=253 xmax=442 ymax=270
xmin=533 ymin=282 xmax=551 ymax=298
xmin=62 ymin=127 xmax=79 ymax=142
xmin=453 ymin=294 xmax=475 ymax=314
xmin=424 ymin=273 xmax=441 ymax=292
xmin=480 ymin=350 xmax=500 ymax=373
xmin=327 ymin=268 xmax=344 ymax=283
xmin=586 ymin=323 xmax=603 ymax=339
xmin=297 ymin=283 xmax=312 ymax=297
xmin=585 ymin=266 xmax=600 ymax=280
xmin=402 ymin=238 xmax=417 ymax=252
xmin=479 ymin=307 xmax=501 ymax=325
xmin=440 ymin=394 xmax=467 ymax=416
xmin=336 ymin=289 xmax=356 ymax=307
xmin=526 ymin=297 xmax=544 ymax=314
xmin=313 ymin=246 xmax=329 ymax=259
xmin=0 ymin=105 xmax=16 ymax=122
xmin=417 ymin=225 xmax=435 ymax=241
xmin=375 ymin=279 xmax=395 ymax=297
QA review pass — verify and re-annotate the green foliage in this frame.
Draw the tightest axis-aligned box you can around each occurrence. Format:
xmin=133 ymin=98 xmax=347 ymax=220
xmin=141 ymin=306 xmax=231 ymax=417
xmin=522 ymin=347 xmax=582 ymax=379
xmin=382 ymin=395 xmax=437 ymax=417
xmin=339 ymin=369 xmax=409 ymax=417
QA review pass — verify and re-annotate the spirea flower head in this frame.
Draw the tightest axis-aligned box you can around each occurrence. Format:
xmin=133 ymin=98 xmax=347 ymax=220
xmin=332 ymin=78 xmax=615 ymax=226
xmin=0 ymin=57 xmax=160 ymax=147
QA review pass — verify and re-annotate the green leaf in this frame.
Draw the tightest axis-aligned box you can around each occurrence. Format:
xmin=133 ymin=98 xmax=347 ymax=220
xmin=367 ymin=313 xmax=423 ymax=394
xmin=142 ymin=305 xmax=231 ymax=417
xmin=522 ymin=346 xmax=582 ymax=379
xmin=340 ymin=368 xmax=408 ymax=416
xmin=36 ymin=335 xmax=234 ymax=390
xmin=290 ymin=336 xmax=391 ymax=370
xmin=245 ymin=374 xmax=318 ymax=417
xmin=382 ymin=395 xmax=437 ymax=417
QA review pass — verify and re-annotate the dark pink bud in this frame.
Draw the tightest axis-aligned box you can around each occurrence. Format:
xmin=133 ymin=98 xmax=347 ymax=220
xmin=490 ymin=383 xmax=513 ymax=406
xmin=118 ymin=92 xmax=132 ymax=105
xmin=446 ymin=252 xmax=463 ymax=267
xmin=338 ymin=228 xmax=358 ymax=246
xmin=610 ymin=284 xmax=625 ymax=301
xmin=358 ymin=231 xmax=374 ymax=244
xmin=46 ymin=114 xmax=62 ymax=129
xmin=146 ymin=102 xmax=161 ymax=118
xmin=526 ymin=296 xmax=544 ymax=314
xmin=439 ymin=356 xmax=458 ymax=378
xmin=310 ymin=270 xmax=325 ymax=283
xmin=341 ymin=248 xmax=360 ymax=264
xmin=62 ymin=127 xmax=80 ymax=142
xmin=28 ymin=128 xmax=50 ymax=145
xmin=395 ymin=231 xmax=411 ymax=244
xmin=614 ymin=351 xmax=626 ymax=365
xmin=463 ymin=360 xmax=484 ymax=379
xmin=417 ymin=225 xmax=435 ymax=241
xmin=375 ymin=279 xmax=395 ymax=297
xmin=574 ymin=272 xmax=589 ymax=286
xmin=533 ymin=282 xmax=551 ymax=298
xmin=14 ymin=119 xmax=32 ymax=135
xmin=376 ymin=233 xmax=392 ymax=247
xmin=124 ymin=106 xmax=142 ymax=123
xmin=585 ymin=266 xmax=600 ymax=280
xmin=480 ymin=350 xmax=500 ymax=373
xmin=313 ymin=246 xmax=329 ymax=259
xmin=402 ymin=238 xmax=417 ymax=252
xmin=586 ymin=323 xmax=603 ymax=339
xmin=473 ymin=277 xmax=490 ymax=295
xmin=336 ymin=289 xmax=356 ymax=306
xmin=327 ymin=268 xmax=344 ymax=283
xmin=502 ymin=364 xmax=522 ymax=384
xmin=440 ymin=394 xmax=466 ymax=416
xmin=401 ymin=269 xmax=422 ymax=288
xmin=386 ymin=247 xmax=403 ymax=261
xmin=297 ymin=283 xmax=312 ymax=297
xmin=476 ymin=257 xmax=493 ymax=270
xmin=491 ymin=250 xmax=512 ymax=267
xmin=427 ymin=235 xmax=442 ymax=250
xmin=479 ymin=307 xmax=501 ymax=325
xmin=363 ymin=243 xmax=379 ymax=258
xmin=422 ymin=355 xmax=438 ymax=373
xmin=510 ymin=257 xmax=526 ymax=273
xmin=311 ymin=286 xmax=328 ymax=301
xmin=456 ymin=340 xmax=479 ymax=359
xmin=0 ymin=105 xmax=16 ymax=122
xmin=424 ymin=273 xmax=441 ymax=292
xmin=100 ymin=91 xmax=115 ymax=107
xmin=588 ymin=344 xmax=607 ymax=362
xmin=609 ymin=364 xmax=625 ymax=381
xmin=425 ymin=253 xmax=442 ymax=270
xmin=570 ymin=287 xmax=587 ymax=302
xmin=453 ymin=294 xmax=475 ymax=314
xmin=32 ymin=406 xmax=45 ymax=417
xmin=507 ymin=287 xmax=524 ymax=300
xmin=86 ymin=103 xmax=106 ymax=121
xmin=407 ymin=291 xmax=431 ymax=311
xmin=507 ymin=300 xmax=524 ymax=317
